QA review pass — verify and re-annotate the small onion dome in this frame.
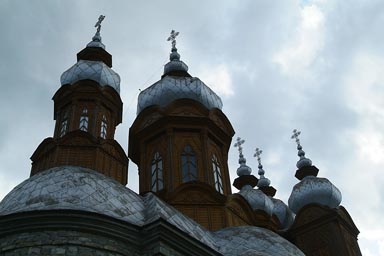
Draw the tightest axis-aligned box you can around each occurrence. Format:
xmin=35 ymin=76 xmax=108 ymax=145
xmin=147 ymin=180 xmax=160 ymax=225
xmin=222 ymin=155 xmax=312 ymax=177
xmin=257 ymin=174 xmax=271 ymax=188
xmin=86 ymin=31 xmax=105 ymax=49
xmin=256 ymin=164 xmax=270 ymax=188
xmin=296 ymin=144 xmax=312 ymax=169
xmin=164 ymin=47 xmax=189 ymax=74
xmin=288 ymin=176 xmax=342 ymax=214
xmin=291 ymin=129 xmax=312 ymax=169
xmin=60 ymin=60 xmax=120 ymax=93
xmin=239 ymin=185 xmax=274 ymax=215
xmin=271 ymin=198 xmax=294 ymax=230
xmin=237 ymin=154 xmax=252 ymax=176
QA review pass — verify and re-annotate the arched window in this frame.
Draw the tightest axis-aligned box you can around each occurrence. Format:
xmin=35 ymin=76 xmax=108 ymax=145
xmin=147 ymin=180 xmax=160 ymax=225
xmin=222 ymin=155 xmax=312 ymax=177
xmin=151 ymin=152 xmax=164 ymax=192
xmin=212 ymin=154 xmax=224 ymax=194
xmin=59 ymin=111 xmax=68 ymax=137
xmin=79 ymin=108 xmax=88 ymax=131
xmin=100 ymin=115 xmax=107 ymax=139
xmin=181 ymin=145 xmax=197 ymax=182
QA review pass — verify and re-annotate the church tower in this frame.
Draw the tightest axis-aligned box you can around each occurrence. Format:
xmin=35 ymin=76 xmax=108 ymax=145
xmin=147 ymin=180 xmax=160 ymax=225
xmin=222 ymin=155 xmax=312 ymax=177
xmin=129 ymin=31 xmax=235 ymax=230
xmin=286 ymin=130 xmax=361 ymax=255
xmin=30 ymin=16 xmax=128 ymax=185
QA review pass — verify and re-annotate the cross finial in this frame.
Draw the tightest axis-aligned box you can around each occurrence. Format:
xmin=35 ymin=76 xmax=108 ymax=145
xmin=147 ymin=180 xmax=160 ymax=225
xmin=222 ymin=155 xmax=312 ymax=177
xmin=167 ymin=30 xmax=179 ymax=49
xmin=95 ymin=15 xmax=105 ymax=33
xmin=254 ymin=148 xmax=263 ymax=166
xmin=234 ymin=137 xmax=245 ymax=155
xmin=291 ymin=129 xmax=301 ymax=147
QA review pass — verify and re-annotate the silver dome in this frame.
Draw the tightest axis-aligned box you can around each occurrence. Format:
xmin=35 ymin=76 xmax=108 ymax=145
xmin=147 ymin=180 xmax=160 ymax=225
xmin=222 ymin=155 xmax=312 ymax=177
xmin=60 ymin=60 xmax=120 ymax=93
xmin=0 ymin=166 xmax=145 ymax=225
xmin=0 ymin=166 xmax=218 ymax=251
xmin=137 ymin=75 xmax=222 ymax=114
xmin=288 ymin=176 xmax=342 ymax=214
xmin=271 ymin=198 xmax=294 ymax=230
xmin=239 ymin=185 xmax=274 ymax=215
xmin=214 ymin=226 xmax=304 ymax=256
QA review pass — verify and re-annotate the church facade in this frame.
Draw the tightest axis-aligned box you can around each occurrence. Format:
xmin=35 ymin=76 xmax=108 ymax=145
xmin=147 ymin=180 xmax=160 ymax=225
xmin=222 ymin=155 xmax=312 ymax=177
xmin=0 ymin=19 xmax=361 ymax=256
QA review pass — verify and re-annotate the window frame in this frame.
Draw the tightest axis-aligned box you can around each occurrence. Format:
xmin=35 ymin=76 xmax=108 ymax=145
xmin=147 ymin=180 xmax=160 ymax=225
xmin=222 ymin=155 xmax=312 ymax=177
xmin=212 ymin=154 xmax=224 ymax=194
xmin=100 ymin=114 xmax=107 ymax=139
xmin=79 ymin=108 xmax=89 ymax=132
xmin=181 ymin=145 xmax=198 ymax=183
xmin=151 ymin=151 xmax=164 ymax=192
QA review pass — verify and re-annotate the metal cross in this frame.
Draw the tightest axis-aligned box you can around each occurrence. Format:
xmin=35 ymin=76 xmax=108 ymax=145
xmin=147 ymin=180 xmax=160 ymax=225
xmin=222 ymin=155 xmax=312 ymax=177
xmin=95 ymin=15 xmax=106 ymax=33
xmin=167 ymin=30 xmax=179 ymax=48
xmin=291 ymin=129 xmax=301 ymax=146
xmin=234 ymin=137 xmax=245 ymax=155
xmin=254 ymin=148 xmax=263 ymax=165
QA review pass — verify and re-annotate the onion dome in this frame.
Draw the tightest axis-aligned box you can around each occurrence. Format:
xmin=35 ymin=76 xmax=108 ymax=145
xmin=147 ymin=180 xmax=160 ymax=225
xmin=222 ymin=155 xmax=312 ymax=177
xmin=214 ymin=226 xmax=305 ymax=256
xmin=289 ymin=176 xmax=342 ymax=214
xmin=288 ymin=129 xmax=342 ymax=214
xmin=0 ymin=166 xmax=145 ymax=225
xmin=60 ymin=15 xmax=121 ymax=94
xmin=271 ymin=198 xmax=294 ymax=230
xmin=239 ymin=185 xmax=274 ymax=215
xmin=136 ymin=30 xmax=222 ymax=114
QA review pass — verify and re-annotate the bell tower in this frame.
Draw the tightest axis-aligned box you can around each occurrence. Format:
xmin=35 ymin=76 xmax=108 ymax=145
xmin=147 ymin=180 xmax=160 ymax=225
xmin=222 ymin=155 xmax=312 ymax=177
xmin=30 ymin=16 xmax=128 ymax=185
xmin=129 ymin=31 xmax=235 ymax=230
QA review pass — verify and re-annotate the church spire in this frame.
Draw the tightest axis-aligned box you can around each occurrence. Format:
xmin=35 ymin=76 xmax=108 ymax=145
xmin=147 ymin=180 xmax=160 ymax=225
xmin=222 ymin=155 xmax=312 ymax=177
xmin=232 ymin=137 xmax=258 ymax=190
xmin=254 ymin=148 xmax=271 ymax=188
xmin=75 ymin=15 xmax=112 ymax=68
xmin=163 ymin=30 xmax=189 ymax=76
xmin=291 ymin=129 xmax=312 ymax=169
xmin=87 ymin=15 xmax=106 ymax=49
xmin=234 ymin=137 xmax=252 ymax=177
xmin=253 ymin=147 xmax=277 ymax=197
xmin=290 ymin=129 xmax=318 ymax=180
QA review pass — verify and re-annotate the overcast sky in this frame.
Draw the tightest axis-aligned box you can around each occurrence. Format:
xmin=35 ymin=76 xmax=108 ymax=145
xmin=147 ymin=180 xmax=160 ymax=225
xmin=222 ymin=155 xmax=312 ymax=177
xmin=0 ymin=0 xmax=383 ymax=254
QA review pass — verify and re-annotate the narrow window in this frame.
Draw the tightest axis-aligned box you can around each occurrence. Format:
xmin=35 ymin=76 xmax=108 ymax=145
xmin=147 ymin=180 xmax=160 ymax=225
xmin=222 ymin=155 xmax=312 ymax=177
xmin=59 ymin=112 xmax=68 ymax=137
xmin=181 ymin=145 xmax=197 ymax=182
xmin=100 ymin=115 xmax=107 ymax=139
xmin=79 ymin=108 xmax=88 ymax=131
xmin=151 ymin=152 xmax=164 ymax=192
xmin=212 ymin=154 xmax=224 ymax=194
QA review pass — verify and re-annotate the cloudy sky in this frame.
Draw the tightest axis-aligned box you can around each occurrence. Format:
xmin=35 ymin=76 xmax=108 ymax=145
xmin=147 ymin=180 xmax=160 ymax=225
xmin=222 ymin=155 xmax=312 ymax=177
xmin=0 ymin=0 xmax=383 ymax=254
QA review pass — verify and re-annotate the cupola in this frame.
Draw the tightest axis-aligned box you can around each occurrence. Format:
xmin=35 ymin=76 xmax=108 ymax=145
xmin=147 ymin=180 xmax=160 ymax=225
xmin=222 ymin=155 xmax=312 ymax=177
xmin=288 ymin=129 xmax=342 ymax=214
